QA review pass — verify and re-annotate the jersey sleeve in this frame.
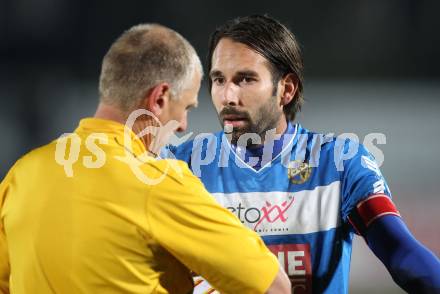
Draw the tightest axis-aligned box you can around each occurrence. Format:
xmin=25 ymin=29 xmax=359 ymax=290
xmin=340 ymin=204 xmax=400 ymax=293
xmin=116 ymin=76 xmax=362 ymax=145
xmin=0 ymin=165 xmax=15 ymax=293
xmin=0 ymin=224 xmax=8 ymax=294
xmin=339 ymin=141 xmax=392 ymax=224
xmin=145 ymin=161 xmax=279 ymax=294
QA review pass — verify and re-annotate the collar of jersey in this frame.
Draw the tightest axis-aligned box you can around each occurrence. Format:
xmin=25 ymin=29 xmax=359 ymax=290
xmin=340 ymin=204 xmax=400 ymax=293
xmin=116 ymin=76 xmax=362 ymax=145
xmin=75 ymin=118 xmax=147 ymax=157
xmin=225 ymin=122 xmax=300 ymax=174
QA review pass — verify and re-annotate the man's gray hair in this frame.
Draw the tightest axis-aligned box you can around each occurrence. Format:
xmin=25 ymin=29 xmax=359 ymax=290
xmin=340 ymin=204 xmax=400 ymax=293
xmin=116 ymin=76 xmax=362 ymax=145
xmin=99 ymin=23 xmax=202 ymax=112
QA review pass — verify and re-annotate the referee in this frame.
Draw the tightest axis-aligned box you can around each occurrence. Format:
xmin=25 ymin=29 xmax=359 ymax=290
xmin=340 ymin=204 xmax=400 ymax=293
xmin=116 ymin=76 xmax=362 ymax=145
xmin=0 ymin=24 xmax=290 ymax=294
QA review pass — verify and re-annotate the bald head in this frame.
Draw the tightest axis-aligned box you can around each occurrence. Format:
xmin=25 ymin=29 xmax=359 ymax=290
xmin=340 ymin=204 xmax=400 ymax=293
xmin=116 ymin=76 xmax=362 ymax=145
xmin=99 ymin=24 xmax=202 ymax=113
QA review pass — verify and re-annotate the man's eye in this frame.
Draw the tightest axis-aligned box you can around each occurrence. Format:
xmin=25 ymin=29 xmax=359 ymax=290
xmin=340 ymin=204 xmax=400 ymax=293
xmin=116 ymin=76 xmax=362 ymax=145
xmin=240 ymin=77 xmax=255 ymax=84
xmin=212 ymin=77 xmax=225 ymax=85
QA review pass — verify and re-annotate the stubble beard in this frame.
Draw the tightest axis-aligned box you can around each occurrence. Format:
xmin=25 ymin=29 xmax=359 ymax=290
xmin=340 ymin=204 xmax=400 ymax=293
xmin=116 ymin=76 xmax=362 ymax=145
xmin=222 ymin=96 xmax=282 ymax=147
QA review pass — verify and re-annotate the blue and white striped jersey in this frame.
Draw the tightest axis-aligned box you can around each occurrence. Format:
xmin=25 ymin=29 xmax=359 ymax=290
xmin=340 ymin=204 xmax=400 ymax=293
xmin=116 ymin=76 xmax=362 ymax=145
xmin=165 ymin=123 xmax=391 ymax=294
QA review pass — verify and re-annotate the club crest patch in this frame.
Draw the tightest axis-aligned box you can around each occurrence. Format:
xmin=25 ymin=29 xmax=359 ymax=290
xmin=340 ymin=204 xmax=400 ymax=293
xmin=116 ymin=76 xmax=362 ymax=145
xmin=288 ymin=160 xmax=312 ymax=184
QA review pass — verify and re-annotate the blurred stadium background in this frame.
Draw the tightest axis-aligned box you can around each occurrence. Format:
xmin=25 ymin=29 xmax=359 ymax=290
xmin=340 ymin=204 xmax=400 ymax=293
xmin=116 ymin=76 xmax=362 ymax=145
xmin=1 ymin=1 xmax=439 ymax=293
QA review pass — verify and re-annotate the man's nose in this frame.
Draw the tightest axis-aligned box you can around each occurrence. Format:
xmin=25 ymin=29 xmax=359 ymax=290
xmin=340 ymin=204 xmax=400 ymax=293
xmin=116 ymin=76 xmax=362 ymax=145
xmin=222 ymin=82 xmax=239 ymax=106
xmin=175 ymin=115 xmax=187 ymax=133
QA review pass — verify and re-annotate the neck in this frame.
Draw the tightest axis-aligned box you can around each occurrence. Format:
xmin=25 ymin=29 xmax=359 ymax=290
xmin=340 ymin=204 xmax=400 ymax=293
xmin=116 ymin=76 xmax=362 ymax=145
xmin=94 ymin=102 xmax=158 ymax=156
xmin=94 ymin=102 xmax=127 ymax=124
xmin=258 ymin=117 xmax=289 ymax=147
xmin=273 ymin=117 xmax=288 ymax=139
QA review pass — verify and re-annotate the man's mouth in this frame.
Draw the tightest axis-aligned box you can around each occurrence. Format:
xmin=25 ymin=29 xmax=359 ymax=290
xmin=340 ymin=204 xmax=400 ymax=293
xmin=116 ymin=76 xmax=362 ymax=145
xmin=222 ymin=115 xmax=248 ymax=128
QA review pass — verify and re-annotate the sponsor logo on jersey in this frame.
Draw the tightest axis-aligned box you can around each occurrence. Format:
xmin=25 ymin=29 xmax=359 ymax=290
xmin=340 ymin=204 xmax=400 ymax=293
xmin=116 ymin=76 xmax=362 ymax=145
xmin=288 ymin=160 xmax=312 ymax=184
xmin=226 ymin=195 xmax=295 ymax=233
xmin=213 ymin=183 xmax=341 ymax=236
xmin=267 ymin=243 xmax=312 ymax=294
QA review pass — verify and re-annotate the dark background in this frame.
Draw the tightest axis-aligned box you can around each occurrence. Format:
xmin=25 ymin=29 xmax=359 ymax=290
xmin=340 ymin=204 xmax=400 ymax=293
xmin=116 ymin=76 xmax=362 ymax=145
xmin=1 ymin=1 xmax=439 ymax=292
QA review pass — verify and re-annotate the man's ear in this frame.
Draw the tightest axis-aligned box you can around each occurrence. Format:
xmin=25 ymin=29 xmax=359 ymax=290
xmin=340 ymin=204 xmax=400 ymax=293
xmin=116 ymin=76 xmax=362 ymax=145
xmin=280 ymin=73 xmax=298 ymax=106
xmin=139 ymin=83 xmax=171 ymax=116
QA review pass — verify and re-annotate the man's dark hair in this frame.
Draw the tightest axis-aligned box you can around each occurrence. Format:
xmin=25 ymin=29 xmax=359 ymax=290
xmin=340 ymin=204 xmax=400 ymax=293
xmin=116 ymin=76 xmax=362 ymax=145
xmin=207 ymin=15 xmax=304 ymax=122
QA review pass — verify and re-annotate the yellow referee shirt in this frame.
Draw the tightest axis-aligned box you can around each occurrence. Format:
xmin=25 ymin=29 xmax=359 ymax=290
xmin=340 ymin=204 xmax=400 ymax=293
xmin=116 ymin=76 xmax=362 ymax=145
xmin=0 ymin=118 xmax=279 ymax=294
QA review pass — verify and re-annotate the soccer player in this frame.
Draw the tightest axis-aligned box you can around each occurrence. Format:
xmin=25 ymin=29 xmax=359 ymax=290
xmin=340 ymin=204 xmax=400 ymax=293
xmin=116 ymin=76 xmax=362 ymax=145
xmin=0 ymin=24 xmax=291 ymax=294
xmin=168 ymin=15 xmax=440 ymax=293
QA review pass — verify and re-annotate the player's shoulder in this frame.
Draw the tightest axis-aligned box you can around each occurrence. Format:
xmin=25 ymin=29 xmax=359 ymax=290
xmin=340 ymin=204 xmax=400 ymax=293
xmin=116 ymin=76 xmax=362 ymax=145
xmin=297 ymin=124 xmax=369 ymax=153
xmin=294 ymin=124 xmax=374 ymax=175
